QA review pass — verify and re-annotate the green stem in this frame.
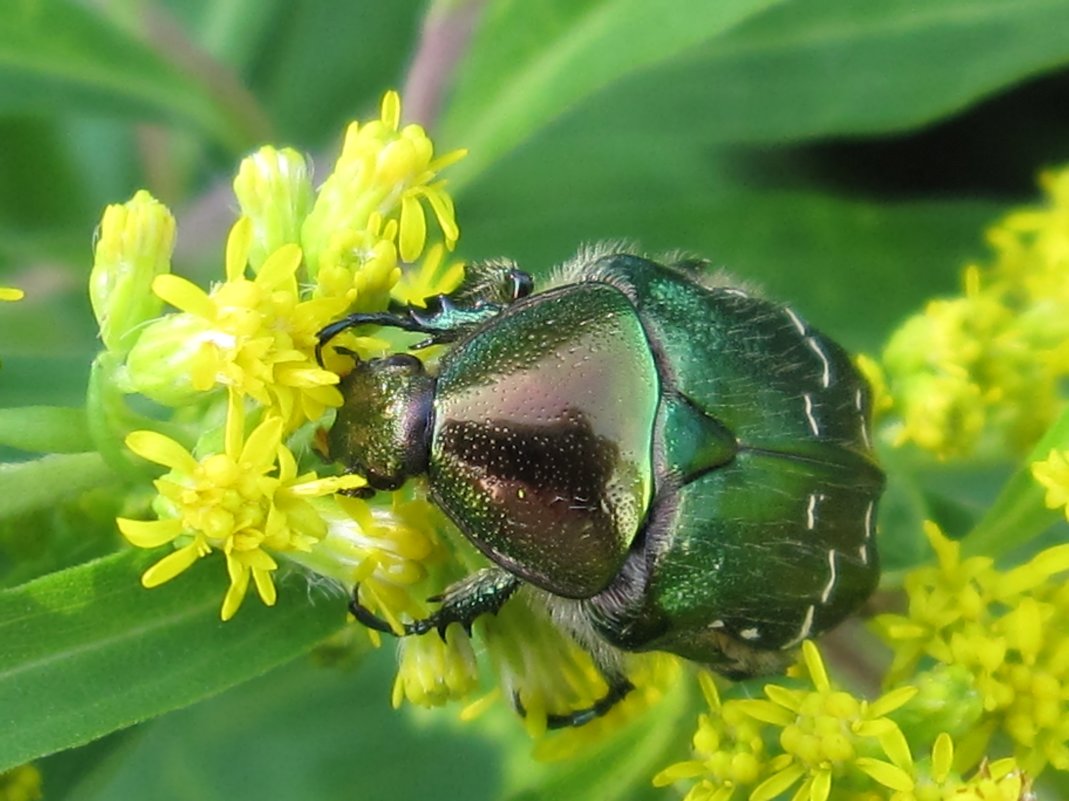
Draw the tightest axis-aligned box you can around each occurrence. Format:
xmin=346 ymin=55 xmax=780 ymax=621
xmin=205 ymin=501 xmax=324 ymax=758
xmin=964 ymin=404 xmax=1069 ymax=559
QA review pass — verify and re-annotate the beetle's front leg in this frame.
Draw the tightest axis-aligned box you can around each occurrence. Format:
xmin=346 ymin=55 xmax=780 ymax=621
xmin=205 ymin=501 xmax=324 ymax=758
xmin=349 ymin=567 xmax=521 ymax=639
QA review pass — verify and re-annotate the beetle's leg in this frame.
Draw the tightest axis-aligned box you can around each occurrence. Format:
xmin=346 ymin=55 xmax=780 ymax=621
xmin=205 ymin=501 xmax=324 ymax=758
xmin=316 ymin=301 xmax=508 ymax=365
xmin=315 ymin=264 xmax=534 ymax=365
xmin=513 ymin=673 xmax=636 ymax=729
xmin=405 ymin=567 xmax=521 ymax=638
xmin=348 ymin=567 xmax=521 ymax=639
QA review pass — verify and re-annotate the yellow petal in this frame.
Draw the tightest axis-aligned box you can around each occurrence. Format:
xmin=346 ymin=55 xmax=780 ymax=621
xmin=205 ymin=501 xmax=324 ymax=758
xmin=142 ymin=543 xmax=203 ymax=587
xmin=153 ymin=273 xmax=215 ymax=319
xmin=126 ymin=430 xmax=199 ymax=473
xmin=751 ymin=763 xmax=805 ymax=801
xmin=241 ymin=415 xmax=284 ymax=468
xmin=399 ymin=194 xmax=427 ymax=263
xmin=226 ymin=217 xmax=253 ymax=282
xmin=221 ymin=556 xmax=250 ymax=621
xmin=256 ymin=243 xmax=302 ymax=291
xmin=252 ymin=567 xmax=277 ymax=606
xmin=809 ymin=770 xmax=831 ymax=801
xmin=117 ymin=517 xmax=184 ymax=548
xmin=801 ymin=640 xmax=830 ymax=691
xmin=855 ymin=758 xmax=914 ymax=792
xmin=380 ymin=90 xmax=401 ymax=130
xmin=734 ymin=698 xmax=795 ymax=727
xmin=868 ymin=685 xmax=918 ymax=717
xmin=931 ymin=732 xmax=954 ymax=782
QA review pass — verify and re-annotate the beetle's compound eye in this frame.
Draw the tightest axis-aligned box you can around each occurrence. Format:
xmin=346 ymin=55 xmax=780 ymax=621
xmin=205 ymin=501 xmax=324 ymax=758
xmin=328 ymin=355 xmax=434 ymax=490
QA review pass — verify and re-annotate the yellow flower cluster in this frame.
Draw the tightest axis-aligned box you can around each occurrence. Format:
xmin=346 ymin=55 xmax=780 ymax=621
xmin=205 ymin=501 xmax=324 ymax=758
xmin=874 ymin=522 xmax=1069 ymax=776
xmin=91 ymin=92 xmax=467 ymax=621
xmin=874 ymin=167 xmax=1069 ymax=459
xmin=655 ymin=642 xmax=1040 ymax=801
xmin=655 ymin=643 xmax=920 ymax=801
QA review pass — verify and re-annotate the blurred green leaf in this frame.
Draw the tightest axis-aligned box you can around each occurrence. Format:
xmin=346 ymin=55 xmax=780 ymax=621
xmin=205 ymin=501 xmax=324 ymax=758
xmin=0 ymin=549 xmax=347 ymax=771
xmin=439 ymin=0 xmax=783 ymax=185
xmin=0 ymin=0 xmax=265 ymax=152
xmin=567 ymin=0 xmax=1069 ymax=146
xmin=0 ymin=407 xmax=93 ymax=454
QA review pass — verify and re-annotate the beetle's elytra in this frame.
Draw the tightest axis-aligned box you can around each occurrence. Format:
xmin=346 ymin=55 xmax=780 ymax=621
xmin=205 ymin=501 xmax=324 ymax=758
xmin=319 ymin=248 xmax=883 ymax=727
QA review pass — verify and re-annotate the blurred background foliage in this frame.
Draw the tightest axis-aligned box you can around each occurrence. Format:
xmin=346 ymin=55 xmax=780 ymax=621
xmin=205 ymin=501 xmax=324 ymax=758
xmin=1 ymin=0 xmax=1069 ymax=798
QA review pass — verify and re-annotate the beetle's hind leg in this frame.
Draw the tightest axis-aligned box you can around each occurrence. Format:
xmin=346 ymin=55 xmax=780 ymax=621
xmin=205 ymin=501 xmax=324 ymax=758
xmin=349 ymin=567 xmax=521 ymax=639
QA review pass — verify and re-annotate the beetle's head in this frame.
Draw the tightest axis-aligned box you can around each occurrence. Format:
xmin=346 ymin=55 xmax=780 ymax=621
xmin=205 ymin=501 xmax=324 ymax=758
xmin=328 ymin=353 xmax=434 ymax=491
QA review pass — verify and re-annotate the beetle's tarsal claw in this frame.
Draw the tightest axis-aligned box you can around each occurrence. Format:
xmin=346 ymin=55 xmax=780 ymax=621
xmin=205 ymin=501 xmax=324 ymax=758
xmin=544 ymin=678 xmax=636 ymax=730
xmin=511 ymin=678 xmax=635 ymax=728
xmin=347 ymin=589 xmax=400 ymax=635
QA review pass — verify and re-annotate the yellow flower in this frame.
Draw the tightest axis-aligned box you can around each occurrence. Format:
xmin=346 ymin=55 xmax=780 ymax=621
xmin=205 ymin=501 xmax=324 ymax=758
xmin=0 ymin=287 xmax=24 ymax=301
xmin=301 ymin=90 xmax=465 ymax=278
xmin=117 ymin=396 xmax=365 ymax=620
xmin=125 ymin=219 xmax=346 ymax=429
xmin=737 ymin=641 xmax=917 ymax=801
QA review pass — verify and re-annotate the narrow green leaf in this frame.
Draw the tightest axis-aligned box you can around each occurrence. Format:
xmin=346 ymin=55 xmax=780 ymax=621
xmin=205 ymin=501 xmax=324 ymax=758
xmin=439 ymin=0 xmax=782 ymax=185
xmin=0 ymin=407 xmax=93 ymax=454
xmin=0 ymin=453 xmax=114 ymax=519
xmin=964 ymin=405 xmax=1069 ymax=559
xmin=0 ymin=0 xmax=265 ymax=151
xmin=0 ymin=549 xmax=347 ymax=771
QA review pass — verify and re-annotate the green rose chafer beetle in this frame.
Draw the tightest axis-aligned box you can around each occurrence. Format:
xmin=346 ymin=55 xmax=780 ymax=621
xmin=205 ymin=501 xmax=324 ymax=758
xmin=317 ymin=248 xmax=883 ymax=726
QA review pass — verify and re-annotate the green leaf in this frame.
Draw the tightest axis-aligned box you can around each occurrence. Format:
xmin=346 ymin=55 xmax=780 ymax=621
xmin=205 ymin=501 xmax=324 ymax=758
xmin=0 ymin=407 xmax=93 ymax=454
xmin=0 ymin=453 xmax=114 ymax=519
xmin=0 ymin=0 xmax=265 ymax=151
xmin=438 ymin=0 xmax=783 ymax=185
xmin=0 ymin=549 xmax=347 ymax=771
xmin=564 ymin=0 xmax=1069 ymax=146
xmin=964 ymin=405 xmax=1069 ymax=559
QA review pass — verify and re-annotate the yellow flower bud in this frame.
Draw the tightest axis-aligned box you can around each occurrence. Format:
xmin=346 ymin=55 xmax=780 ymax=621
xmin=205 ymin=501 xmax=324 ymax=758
xmin=233 ymin=147 xmax=313 ymax=272
xmin=90 ymin=190 xmax=175 ymax=354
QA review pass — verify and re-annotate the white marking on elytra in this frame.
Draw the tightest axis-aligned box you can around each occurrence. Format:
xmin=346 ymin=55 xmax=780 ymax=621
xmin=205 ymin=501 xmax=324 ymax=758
xmin=864 ymin=501 xmax=875 ymax=540
xmin=709 ymin=619 xmax=725 ymax=629
xmin=803 ymin=393 xmax=820 ymax=436
xmin=806 ymin=336 xmax=831 ymax=388
xmin=855 ymin=389 xmax=872 ymax=448
xmin=858 ymin=544 xmax=870 ymax=564
xmin=783 ymin=605 xmax=816 ymax=648
xmin=821 ymin=550 xmax=838 ymax=604
xmin=740 ymin=627 xmax=761 ymax=641
xmin=723 ymin=288 xmax=750 ymax=298
xmin=806 ymin=493 xmax=818 ymax=530
xmin=784 ymin=307 xmax=807 ymax=336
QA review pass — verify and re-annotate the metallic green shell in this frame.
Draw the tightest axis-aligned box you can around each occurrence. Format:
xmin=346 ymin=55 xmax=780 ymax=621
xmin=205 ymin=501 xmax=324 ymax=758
xmin=583 ymin=255 xmax=882 ymax=655
xmin=430 ymin=282 xmax=660 ymax=598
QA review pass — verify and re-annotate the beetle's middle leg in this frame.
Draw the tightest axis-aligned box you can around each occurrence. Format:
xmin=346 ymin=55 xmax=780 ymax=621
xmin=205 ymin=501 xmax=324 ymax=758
xmin=349 ymin=567 xmax=521 ymax=639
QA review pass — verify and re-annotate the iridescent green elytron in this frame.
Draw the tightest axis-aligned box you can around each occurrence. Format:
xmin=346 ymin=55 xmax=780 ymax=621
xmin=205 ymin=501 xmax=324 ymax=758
xmin=319 ymin=250 xmax=883 ymax=726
